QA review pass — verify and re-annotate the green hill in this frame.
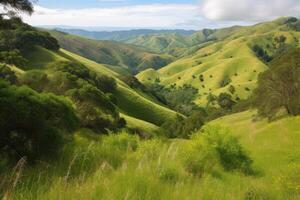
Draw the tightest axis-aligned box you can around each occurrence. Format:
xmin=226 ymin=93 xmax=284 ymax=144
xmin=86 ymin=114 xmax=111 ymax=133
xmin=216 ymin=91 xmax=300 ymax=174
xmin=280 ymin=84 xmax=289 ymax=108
xmin=137 ymin=17 xmax=300 ymax=106
xmin=48 ymin=30 xmax=174 ymax=74
xmin=20 ymin=46 xmax=179 ymax=131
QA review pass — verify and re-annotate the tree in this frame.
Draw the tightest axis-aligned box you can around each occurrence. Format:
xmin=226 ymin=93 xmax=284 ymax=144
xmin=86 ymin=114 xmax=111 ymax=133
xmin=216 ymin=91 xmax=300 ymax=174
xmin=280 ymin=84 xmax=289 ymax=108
xmin=228 ymin=85 xmax=236 ymax=94
xmin=0 ymin=64 xmax=17 ymax=83
xmin=217 ymin=93 xmax=235 ymax=110
xmin=0 ymin=0 xmax=34 ymax=16
xmin=206 ymin=93 xmax=217 ymax=107
xmin=0 ymin=81 xmax=78 ymax=163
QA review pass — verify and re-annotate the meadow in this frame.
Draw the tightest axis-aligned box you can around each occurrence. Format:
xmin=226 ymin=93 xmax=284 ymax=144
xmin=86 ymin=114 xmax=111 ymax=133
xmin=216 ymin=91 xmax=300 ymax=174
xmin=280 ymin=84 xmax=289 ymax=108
xmin=2 ymin=111 xmax=299 ymax=200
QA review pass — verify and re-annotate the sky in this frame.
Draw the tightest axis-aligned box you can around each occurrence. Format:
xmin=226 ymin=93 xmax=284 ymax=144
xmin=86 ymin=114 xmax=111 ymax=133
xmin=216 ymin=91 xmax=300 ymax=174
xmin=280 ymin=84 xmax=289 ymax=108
xmin=22 ymin=0 xmax=300 ymax=30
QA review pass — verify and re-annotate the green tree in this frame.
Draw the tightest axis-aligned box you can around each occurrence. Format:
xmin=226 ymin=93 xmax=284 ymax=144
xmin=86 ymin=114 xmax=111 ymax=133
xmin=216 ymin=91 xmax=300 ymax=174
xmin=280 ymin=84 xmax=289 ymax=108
xmin=0 ymin=81 xmax=78 ymax=163
xmin=217 ymin=93 xmax=235 ymax=110
xmin=0 ymin=0 xmax=34 ymax=16
xmin=0 ymin=64 xmax=17 ymax=83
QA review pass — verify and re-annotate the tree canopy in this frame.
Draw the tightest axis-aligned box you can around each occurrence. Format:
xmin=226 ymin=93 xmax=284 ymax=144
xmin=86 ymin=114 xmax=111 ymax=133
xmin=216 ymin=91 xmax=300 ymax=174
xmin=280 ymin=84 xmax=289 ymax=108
xmin=0 ymin=0 xmax=34 ymax=16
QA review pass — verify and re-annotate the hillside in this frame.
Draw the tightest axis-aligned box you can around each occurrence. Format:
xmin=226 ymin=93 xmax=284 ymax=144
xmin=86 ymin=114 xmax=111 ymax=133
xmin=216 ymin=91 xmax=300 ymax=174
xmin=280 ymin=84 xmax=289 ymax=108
xmin=7 ymin=110 xmax=300 ymax=200
xmin=22 ymin=46 xmax=179 ymax=130
xmin=48 ymin=30 xmax=174 ymax=74
xmin=137 ymin=17 xmax=300 ymax=106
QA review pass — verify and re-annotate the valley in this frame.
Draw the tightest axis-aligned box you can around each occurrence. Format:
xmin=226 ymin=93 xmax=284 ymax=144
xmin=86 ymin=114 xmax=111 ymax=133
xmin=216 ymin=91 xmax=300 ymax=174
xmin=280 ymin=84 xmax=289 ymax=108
xmin=0 ymin=1 xmax=300 ymax=199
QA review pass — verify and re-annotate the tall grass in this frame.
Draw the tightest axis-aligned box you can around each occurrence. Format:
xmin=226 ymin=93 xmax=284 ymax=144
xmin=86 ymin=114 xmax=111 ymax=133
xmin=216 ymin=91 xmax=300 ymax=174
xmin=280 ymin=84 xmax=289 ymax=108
xmin=1 ymin=124 xmax=299 ymax=200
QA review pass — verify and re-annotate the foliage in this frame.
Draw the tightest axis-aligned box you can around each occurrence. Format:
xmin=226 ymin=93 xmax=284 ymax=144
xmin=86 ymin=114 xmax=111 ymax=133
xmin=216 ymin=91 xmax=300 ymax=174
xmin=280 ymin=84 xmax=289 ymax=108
xmin=147 ymin=83 xmax=200 ymax=116
xmin=19 ymin=70 xmax=49 ymax=92
xmin=182 ymin=126 xmax=253 ymax=176
xmin=217 ymin=93 xmax=236 ymax=110
xmin=19 ymin=61 xmax=123 ymax=134
xmin=0 ymin=0 xmax=34 ymax=16
xmin=67 ymin=84 xmax=123 ymax=133
xmin=0 ymin=64 xmax=17 ymax=84
xmin=0 ymin=50 xmax=27 ymax=67
xmin=0 ymin=17 xmax=59 ymax=53
xmin=119 ymin=75 xmax=146 ymax=90
xmin=252 ymin=45 xmax=272 ymax=63
xmin=0 ymin=81 xmax=78 ymax=163
xmin=254 ymin=48 xmax=300 ymax=118
xmin=162 ymin=112 xmax=206 ymax=138
xmin=220 ymin=77 xmax=232 ymax=88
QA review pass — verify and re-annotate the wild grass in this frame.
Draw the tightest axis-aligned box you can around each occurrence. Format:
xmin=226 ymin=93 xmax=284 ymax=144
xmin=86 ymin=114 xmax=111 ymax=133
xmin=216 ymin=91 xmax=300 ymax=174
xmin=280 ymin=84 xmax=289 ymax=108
xmin=1 ymin=112 xmax=299 ymax=200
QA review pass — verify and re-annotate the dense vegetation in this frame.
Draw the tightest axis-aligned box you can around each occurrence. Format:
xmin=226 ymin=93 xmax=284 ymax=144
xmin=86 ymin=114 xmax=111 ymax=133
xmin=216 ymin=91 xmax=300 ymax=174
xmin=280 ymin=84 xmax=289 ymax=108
xmin=0 ymin=80 xmax=77 ymax=163
xmin=0 ymin=17 xmax=59 ymax=68
xmin=254 ymin=48 xmax=300 ymax=118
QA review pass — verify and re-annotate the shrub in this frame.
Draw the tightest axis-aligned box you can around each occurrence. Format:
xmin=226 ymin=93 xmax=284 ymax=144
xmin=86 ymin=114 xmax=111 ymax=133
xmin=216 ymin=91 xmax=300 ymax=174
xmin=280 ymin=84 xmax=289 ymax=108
xmin=220 ymin=77 xmax=232 ymax=87
xmin=217 ymin=93 xmax=236 ymax=110
xmin=19 ymin=70 xmax=49 ymax=92
xmin=229 ymin=85 xmax=236 ymax=94
xmin=182 ymin=126 xmax=253 ymax=176
xmin=0 ymin=81 xmax=78 ymax=163
xmin=0 ymin=50 xmax=28 ymax=67
xmin=95 ymin=75 xmax=117 ymax=93
xmin=0 ymin=64 xmax=17 ymax=84
xmin=67 ymin=84 xmax=122 ymax=133
xmin=162 ymin=111 xmax=205 ymax=138
xmin=252 ymin=45 xmax=272 ymax=62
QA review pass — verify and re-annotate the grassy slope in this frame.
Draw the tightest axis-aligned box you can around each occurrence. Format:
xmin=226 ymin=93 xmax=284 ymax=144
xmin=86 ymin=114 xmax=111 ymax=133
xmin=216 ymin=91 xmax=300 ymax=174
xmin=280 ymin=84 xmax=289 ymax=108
xmin=210 ymin=110 xmax=300 ymax=177
xmin=48 ymin=30 xmax=174 ymax=73
xmin=137 ymin=18 xmax=300 ymax=106
xmin=11 ymin=111 xmax=300 ymax=200
xmin=21 ymin=46 xmax=178 ymax=130
xmin=60 ymin=49 xmax=179 ymax=125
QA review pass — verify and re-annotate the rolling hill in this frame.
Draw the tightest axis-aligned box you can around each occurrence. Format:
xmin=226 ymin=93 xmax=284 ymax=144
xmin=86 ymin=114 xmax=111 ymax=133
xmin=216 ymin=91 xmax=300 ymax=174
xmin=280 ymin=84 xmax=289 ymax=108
xmin=137 ymin=17 xmax=300 ymax=106
xmin=48 ymin=30 xmax=174 ymax=74
xmin=17 ymin=45 xmax=180 ymax=135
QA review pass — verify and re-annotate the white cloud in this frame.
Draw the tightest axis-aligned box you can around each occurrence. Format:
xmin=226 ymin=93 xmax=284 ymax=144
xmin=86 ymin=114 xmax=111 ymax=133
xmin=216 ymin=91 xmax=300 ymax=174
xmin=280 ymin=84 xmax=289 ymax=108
xmin=201 ymin=0 xmax=300 ymax=21
xmin=23 ymin=4 xmax=199 ymax=28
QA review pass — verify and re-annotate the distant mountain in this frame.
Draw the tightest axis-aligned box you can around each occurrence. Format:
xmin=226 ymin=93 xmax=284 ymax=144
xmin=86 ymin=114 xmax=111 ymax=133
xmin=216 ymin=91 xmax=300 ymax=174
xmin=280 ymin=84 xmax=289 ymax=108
xmin=55 ymin=28 xmax=196 ymax=42
xmin=48 ymin=30 xmax=174 ymax=74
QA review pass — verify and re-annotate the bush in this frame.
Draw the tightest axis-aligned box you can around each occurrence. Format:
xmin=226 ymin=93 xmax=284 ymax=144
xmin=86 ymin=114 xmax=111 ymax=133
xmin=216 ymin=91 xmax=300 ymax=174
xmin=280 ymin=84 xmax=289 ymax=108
xmin=182 ymin=126 xmax=253 ymax=176
xmin=252 ymin=45 xmax=272 ymax=62
xmin=0 ymin=81 xmax=78 ymax=163
xmin=67 ymin=84 xmax=122 ymax=133
xmin=217 ymin=93 xmax=236 ymax=110
xmin=0 ymin=64 xmax=17 ymax=84
xmin=220 ymin=77 xmax=232 ymax=87
xmin=95 ymin=75 xmax=117 ymax=93
xmin=19 ymin=70 xmax=49 ymax=92
xmin=0 ymin=18 xmax=59 ymax=52
xmin=0 ymin=50 xmax=28 ymax=67
xmin=162 ymin=111 xmax=205 ymax=138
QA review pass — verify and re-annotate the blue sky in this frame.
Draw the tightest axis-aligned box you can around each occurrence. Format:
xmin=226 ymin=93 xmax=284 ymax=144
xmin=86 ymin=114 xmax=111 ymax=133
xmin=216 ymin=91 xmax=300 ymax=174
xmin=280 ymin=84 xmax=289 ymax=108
xmin=37 ymin=0 xmax=197 ymax=9
xmin=22 ymin=0 xmax=300 ymax=30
